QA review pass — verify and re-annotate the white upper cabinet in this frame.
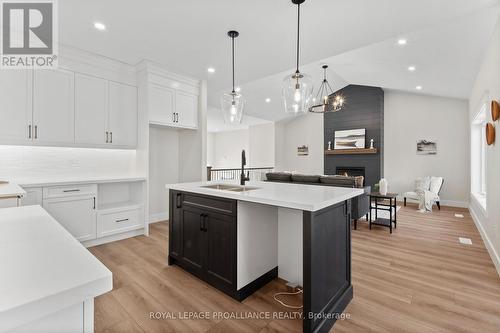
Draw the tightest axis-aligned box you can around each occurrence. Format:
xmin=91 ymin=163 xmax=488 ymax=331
xmin=108 ymin=82 xmax=138 ymax=147
xmin=0 ymin=70 xmax=32 ymax=143
xmin=176 ymin=90 xmax=198 ymax=129
xmin=33 ymin=69 xmax=75 ymax=145
xmin=147 ymin=70 xmax=199 ymax=129
xmin=149 ymin=83 xmax=175 ymax=126
xmin=75 ymin=73 xmax=109 ymax=145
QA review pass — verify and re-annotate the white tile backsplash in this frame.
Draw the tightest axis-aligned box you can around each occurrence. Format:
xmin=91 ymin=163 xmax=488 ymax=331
xmin=0 ymin=145 xmax=139 ymax=182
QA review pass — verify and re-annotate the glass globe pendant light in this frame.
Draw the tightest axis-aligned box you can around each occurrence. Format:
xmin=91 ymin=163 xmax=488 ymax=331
xmin=309 ymin=65 xmax=344 ymax=113
xmin=221 ymin=30 xmax=245 ymax=124
xmin=282 ymin=0 xmax=313 ymax=115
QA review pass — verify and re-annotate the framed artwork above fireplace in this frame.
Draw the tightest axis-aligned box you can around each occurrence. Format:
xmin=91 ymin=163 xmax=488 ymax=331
xmin=334 ymin=128 xmax=366 ymax=149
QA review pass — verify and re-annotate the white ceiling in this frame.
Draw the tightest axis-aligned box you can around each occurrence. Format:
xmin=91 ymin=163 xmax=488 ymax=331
xmin=59 ymin=0 xmax=500 ymax=122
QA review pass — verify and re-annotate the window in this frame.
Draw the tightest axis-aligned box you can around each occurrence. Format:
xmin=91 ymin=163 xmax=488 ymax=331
xmin=471 ymin=98 xmax=488 ymax=209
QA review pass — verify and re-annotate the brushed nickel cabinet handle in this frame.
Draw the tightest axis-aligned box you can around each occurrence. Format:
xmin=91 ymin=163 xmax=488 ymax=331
xmin=34 ymin=125 xmax=38 ymax=139
xmin=110 ymin=131 xmax=113 ymax=143
xmin=116 ymin=218 xmax=129 ymax=223
xmin=106 ymin=131 xmax=109 ymax=143
xmin=63 ymin=189 xmax=81 ymax=193
xmin=28 ymin=125 xmax=32 ymax=139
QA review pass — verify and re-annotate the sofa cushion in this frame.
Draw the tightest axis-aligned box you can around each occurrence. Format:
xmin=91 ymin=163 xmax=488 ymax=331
xmin=320 ymin=175 xmax=356 ymax=187
xmin=266 ymin=172 xmax=292 ymax=182
xmin=291 ymin=174 xmax=321 ymax=183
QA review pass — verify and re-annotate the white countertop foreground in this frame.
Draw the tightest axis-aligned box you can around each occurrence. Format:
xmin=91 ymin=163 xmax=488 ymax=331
xmin=0 ymin=206 xmax=112 ymax=332
xmin=166 ymin=181 xmax=364 ymax=211
xmin=0 ymin=183 xmax=26 ymax=199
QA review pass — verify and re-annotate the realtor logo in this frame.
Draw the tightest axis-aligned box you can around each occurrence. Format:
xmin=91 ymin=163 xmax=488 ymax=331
xmin=1 ymin=0 xmax=58 ymax=68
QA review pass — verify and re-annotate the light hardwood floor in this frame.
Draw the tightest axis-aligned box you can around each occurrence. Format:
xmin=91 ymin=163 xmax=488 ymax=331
xmin=90 ymin=204 xmax=500 ymax=332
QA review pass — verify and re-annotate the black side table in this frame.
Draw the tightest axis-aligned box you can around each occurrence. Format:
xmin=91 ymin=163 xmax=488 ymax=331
xmin=369 ymin=192 xmax=398 ymax=234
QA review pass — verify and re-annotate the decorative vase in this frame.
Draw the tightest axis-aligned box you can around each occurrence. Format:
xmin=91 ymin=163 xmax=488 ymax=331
xmin=379 ymin=178 xmax=388 ymax=195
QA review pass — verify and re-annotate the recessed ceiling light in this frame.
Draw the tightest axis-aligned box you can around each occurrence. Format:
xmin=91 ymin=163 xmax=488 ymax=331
xmin=265 ymin=98 xmax=271 ymax=103
xmin=94 ymin=22 xmax=106 ymax=31
xmin=235 ymin=86 xmax=241 ymax=92
xmin=397 ymin=39 xmax=407 ymax=45
xmin=408 ymin=65 xmax=416 ymax=72
xmin=416 ymin=85 xmax=423 ymax=90
xmin=207 ymin=67 xmax=215 ymax=73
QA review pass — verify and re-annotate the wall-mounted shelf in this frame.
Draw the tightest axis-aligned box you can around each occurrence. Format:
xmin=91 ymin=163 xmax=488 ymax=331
xmin=325 ymin=148 xmax=378 ymax=155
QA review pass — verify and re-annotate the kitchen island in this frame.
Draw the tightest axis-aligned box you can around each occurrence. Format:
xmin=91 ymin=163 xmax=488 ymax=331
xmin=166 ymin=181 xmax=363 ymax=333
xmin=0 ymin=206 xmax=112 ymax=333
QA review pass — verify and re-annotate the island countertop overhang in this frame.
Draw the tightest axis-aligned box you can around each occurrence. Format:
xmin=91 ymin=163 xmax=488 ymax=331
xmin=166 ymin=181 xmax=364 ymax=212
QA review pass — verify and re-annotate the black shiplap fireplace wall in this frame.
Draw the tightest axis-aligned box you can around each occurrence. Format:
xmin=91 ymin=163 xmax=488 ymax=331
xmin=324 ymin=85 xmax=384 ymax=187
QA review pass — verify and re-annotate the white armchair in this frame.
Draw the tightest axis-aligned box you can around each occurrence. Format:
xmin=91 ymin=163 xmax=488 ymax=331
xmin=403 ymin=177 xmax=444 ymax=210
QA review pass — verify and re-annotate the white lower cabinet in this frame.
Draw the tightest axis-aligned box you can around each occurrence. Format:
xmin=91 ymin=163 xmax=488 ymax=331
xmin=37 ymin=181 xmax=145 ymax=245
xmin=97 ymin=205 xmax=143 ymax=238
xmin=43 ymin=185 xmax=97 ymax=242
xmin=21 ymin=187 xmax=43 ymax=206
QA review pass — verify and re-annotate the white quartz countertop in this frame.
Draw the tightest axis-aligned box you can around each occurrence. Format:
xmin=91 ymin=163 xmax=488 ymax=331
xmin=0 ymin=183 xmax=26 ymax=199
xmin=0 ymin=206 xmax=113 ymax=332
xmin=166 ymin=181 xmax=364 ymax=211
xmin=8 ymin=175 xmax=146 ymax=187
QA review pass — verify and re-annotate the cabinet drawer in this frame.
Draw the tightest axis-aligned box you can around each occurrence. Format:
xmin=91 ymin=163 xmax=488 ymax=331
xmin=43 ymin=184 xmax=97 ymax=198
xmin=97 ymin=206 xmax=143 ymax=238
xmin=182 ymin=192 xmax=236 ymax=216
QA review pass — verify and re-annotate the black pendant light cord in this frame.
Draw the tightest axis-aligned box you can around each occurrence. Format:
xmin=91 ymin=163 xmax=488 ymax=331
xmin=231 ymin=35 xmax=235 ymax=93
xmin=296 ymin=3 xmax=301 ymax=74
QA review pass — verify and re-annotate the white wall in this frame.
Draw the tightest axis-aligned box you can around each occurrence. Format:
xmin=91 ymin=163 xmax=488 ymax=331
xmin=149 ymin=126 xmax=179 ymax=221
xmin=469 ymin=16 xmax=500 ymax=275
xmin=207 ymin=132 xmax=215 ymax=167
xmin=249 ymin=123 xmax=275 ymax=167
xmin=274 ymin=113 xmax=324 ymax=175
xmin=384 ymin=91 xmax=469 ymax=206
xmin=209 ymin=129 xmax=249 ymax=168
xmin=207 ymin=123 xmax=276 ymax=169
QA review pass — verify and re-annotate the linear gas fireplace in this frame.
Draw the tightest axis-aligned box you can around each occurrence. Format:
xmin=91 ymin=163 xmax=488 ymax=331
xmin=336 ymin=167 xmax=366 ymax=185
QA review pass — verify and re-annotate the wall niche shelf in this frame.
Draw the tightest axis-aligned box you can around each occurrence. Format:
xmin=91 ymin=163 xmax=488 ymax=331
xmin=325 ymin=148 xmax=378 ymax=155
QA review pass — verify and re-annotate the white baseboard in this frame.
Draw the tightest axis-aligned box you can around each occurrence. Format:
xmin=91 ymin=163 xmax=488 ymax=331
xmin=470 ymin=205 xmax=500 ymax=277
xmin=83 ymin=228 xmax=145 ymax=248
xmin=440 ymin=200 xmax=469 ymax=208
xmin=401 ymin=198 xmax=469 ymax=208
xmin=149 ymin=212 xmax=168 ymax=224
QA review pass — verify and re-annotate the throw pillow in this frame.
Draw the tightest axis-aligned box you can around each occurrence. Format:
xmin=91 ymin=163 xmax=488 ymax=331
xmin=415 ymin=177 xmax=431 ymax=192
xmin=429 ymin=177 xmax=443 ymax=194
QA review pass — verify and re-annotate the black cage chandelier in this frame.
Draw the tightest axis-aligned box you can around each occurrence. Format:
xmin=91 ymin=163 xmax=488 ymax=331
xmin=309 ymin=65 xmax=344 ymax=113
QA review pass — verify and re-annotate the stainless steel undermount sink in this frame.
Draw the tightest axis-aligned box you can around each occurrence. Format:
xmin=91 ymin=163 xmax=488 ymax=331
xmin=201 ymin=184 xmax=260 ymax=192
xmin=227 ymin=186 xmax=259 ymax=192
xmin=201 ymin=184 xmax=239 ymax=190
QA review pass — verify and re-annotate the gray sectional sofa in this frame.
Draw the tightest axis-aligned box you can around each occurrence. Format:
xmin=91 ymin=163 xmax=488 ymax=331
xmin=265 ymin=172 xmax=370 ymax=221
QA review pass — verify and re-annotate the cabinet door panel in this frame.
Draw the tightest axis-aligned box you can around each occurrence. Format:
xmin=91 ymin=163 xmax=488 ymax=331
xmin=108 ymin=82 xmax=137 ymax=147
xmin=169 ymin=191 xmax=182 ymax=259
xmin=181 ymin=207 xmax=205 ymax=270
xmin=205 ymin=212 xmax=235 ymax=288
xmin=33 ymin=69 xmax=75 ymax=145
xmin=75 ymin=73 xmax=108 ymax=145
xmin=21 ymin=187 xmax=43 ymax=206
xmin=0 ymin=70 xmax=32 ymax=143
xmin=149 ymin=83 xmax=175 ymax=126
xmin=176 ymin=90 xmax=198 ymax=128
xmin=43 ymin=195 xmax=96 ymax=242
